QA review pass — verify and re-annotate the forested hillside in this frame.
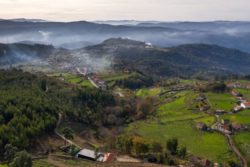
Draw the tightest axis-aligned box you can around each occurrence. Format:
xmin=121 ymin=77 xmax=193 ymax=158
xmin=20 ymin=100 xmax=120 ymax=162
xmin=0 ymin=69 xmax=115 ymax=158
xmin=85 ymin=38 xmax=250 ymax=77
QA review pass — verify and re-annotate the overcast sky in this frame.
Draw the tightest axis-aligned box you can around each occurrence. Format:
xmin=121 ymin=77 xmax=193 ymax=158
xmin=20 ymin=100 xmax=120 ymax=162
xmin=0 ymin=0 xmax=250 ymax=21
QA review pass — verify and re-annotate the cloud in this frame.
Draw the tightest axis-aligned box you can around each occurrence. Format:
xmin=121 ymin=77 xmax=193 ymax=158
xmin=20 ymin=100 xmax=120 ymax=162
xmin=0 ymin=0 xmax=249 ymax=21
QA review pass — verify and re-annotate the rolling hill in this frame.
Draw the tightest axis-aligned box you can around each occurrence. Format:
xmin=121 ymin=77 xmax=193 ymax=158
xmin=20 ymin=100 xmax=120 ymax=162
xmin=84 ymin=38 xmax=250 ymax=77
xmin=1 ymin=38 xmax=250 ymax=78
xmin=1 ymin=20 xmax=250 ymax=52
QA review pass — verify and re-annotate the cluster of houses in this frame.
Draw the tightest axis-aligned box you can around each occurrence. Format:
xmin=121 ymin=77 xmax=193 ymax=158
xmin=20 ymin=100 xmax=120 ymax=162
xmin=227 ymin=82 xmax=250 ymax=89
xmin=196 ymin=93 xmax=210 ymax=112
xmin=216 ymin=119 xmax=246 ymax=134
xmin=90 ymin=75 xmax=107 ymax=90
xmin=231 ymin=90 xmax=250 ymax=112
xmin=76 ymin=67 xmax=107 ymax=90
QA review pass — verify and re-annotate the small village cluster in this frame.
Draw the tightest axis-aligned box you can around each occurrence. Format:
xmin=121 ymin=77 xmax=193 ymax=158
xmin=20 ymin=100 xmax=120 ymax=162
xmin=76 ymin=67 xmax=107 ymax=90
xmin=196 ymin=87 xmax=249 ymax=135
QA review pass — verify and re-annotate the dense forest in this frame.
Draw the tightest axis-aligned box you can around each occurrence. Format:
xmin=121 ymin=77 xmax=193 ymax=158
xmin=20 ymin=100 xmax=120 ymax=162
xmin=0 ymin=69 xmax=115 ymax=157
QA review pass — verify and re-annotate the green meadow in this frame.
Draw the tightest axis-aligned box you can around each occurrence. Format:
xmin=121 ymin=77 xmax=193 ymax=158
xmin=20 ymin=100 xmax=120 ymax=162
xmin=235 ymin=88 xmax=250 ymax=100
xmin=135 ymin=87 xmax=164 ymax=98
xmin=126 ymin=90 xmax=237 ymax=163
xmin=221 ymin=109 xmax=250 ymax=125
xmin=206 ymin=92 xmax=235 ymax=111
xmin=234 ymin=132 xmax=250 ymax=164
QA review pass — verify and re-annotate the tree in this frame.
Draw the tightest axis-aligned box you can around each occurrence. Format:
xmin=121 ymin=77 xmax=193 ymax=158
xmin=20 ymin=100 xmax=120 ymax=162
xmin=10 ymin=151 xmax=32 ymax=167
xmin=132 ymin=136 xmax=149 ymax=156
xmin=115 ymin=135 xmax=133 ymax=154
xmin=151 ymin=141 xmax=163 ymax=153
xmin=41 ymin=79 xmax=47 ymax=92
xmin=62 ymin=127 xmax=74 ymax=146
xmin=228 ymin=161 xmax=240 ymax=167
xmin=4 ymin=144 xmax=18 ymax=163
xmin=166 ymin=138 xmax=178 ymax=155
xmin=178 ymin=146 xmax=187 ymax=159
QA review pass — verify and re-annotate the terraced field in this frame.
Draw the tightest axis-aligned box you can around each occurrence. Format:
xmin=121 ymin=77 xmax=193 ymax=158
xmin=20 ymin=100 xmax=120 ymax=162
xmin=126 ymin=90 xmax=238 ymax=164
xmin=135 ymin=87 xmax=165 ymax=98
xmin=47 ymin=72 xmax=94 ymax=88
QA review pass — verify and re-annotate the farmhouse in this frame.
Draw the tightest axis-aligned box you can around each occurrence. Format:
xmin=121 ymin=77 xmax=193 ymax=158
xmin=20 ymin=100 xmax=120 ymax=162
xmin=218 ymin=124 xmax=232 ymax=134
xmin=227 ymin=82 xmax=241 ymax=88
xmin=232 ymin=123 xmax=245 ymax=132
xmin=237 ymin=96 xmax=246 ymax=103
xmin=234 ymin=105 xmax=243 ymax=112
xmin=76 ymin=149 xmax=115 ymax=162
xmin=240 ymin=102 xmax=250 ymax=109
xmin=231 ymin=90 xmax=241 ymax=97
xmin=199 ymin=105 xmax=210 ymax=112
xmin=76 ymin=149 xmax=103 ymax=161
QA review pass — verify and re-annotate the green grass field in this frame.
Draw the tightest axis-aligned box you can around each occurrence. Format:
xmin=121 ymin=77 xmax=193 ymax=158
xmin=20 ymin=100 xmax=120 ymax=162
xmin=235 ymin=88 xmax=250 ymax=101
xmin=126 ymin=90 xmax=237 ymax=164
xmin=48 ymin=72 xmax=94 ymax=88
xmin=126 ymin=120 xmax=237 ymax=163
xmin=100 ymin=72 xmax=136 ymax=82
xmin=194 ymin=116 xmax=216 ymax=126
xmin=206 ymin=92 xmax=235 ymax=111
xmin=221 ymin=109 xmax=250 ymax=125
xmin=234 ymin=132 xmax=250 ymax=164
xmin=135 ymin=87 xmax=164 ymax=98
xmin=156 ymin=91 xmax=207 ymax=122
xmin=0 ymin=164 xmax=7 ymax=167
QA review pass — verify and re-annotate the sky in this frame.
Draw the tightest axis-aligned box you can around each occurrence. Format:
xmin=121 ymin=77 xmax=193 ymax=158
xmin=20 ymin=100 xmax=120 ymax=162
xmin=0 ymin=0 xmax=250 ymax=21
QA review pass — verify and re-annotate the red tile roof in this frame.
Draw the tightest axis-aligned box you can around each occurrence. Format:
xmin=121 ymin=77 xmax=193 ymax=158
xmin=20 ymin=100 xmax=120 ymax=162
xmin=243 ymin=102 xmax=250 ymax=107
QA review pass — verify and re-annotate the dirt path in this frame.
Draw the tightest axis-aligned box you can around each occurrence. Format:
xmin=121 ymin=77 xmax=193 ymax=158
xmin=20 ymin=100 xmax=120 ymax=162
xmin=212 ymin=116 xmax=248 ymax=167
xmin=54 ymin=113 xmax=82 ymax=149
xmin=116 ymin=155 xmax=141 ymax=163
xmin=88 ymin=77 xmax=99 ymax=88
xmin=225 ymin=134 xmax=248 ymax=167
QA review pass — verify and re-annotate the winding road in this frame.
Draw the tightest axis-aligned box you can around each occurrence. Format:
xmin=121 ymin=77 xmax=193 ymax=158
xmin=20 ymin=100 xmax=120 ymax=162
xmin=225 ymin=134 xmax=248 ymax=167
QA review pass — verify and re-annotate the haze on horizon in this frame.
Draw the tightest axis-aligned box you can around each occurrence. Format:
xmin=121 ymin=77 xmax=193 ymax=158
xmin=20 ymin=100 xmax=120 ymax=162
xmin=0 ymin=0 xmax=250 ymax=22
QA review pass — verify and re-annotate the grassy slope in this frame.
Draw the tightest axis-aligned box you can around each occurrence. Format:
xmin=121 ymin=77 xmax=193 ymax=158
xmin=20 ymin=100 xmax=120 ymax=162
xmin=135 ymin=88 xmax=164 ymax=98
xmin=206 ymin=92 xmax=235 ymax=111
xmin=48 ymin=72 xmax=94 ymax=88
xmin=221 ymin=109 xmax=250 ymax=125
xmin=127 ymin=120 xmax=235 ymax=163
xmin=157 ymin=91 xmax=207 ymax=122
xmin=126 ymin=91 xmax=237 ymax=163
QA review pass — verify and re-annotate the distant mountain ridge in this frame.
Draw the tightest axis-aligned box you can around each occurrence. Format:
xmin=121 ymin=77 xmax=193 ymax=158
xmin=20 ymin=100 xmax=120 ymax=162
xmin=1 ymin=19 xmax=250 ymax=52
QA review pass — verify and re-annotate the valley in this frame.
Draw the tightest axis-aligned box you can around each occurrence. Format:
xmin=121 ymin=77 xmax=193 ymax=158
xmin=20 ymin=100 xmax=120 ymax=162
xmin=0 ymin=23 xmax=250 ymax=167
